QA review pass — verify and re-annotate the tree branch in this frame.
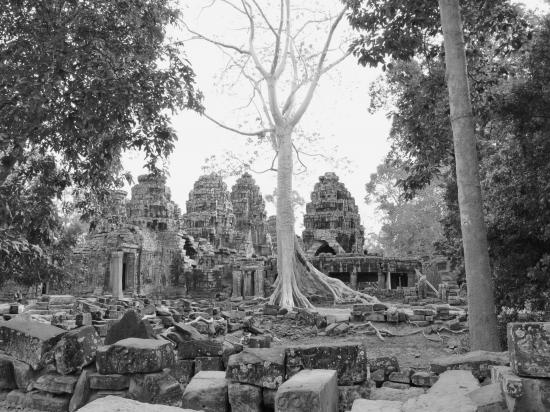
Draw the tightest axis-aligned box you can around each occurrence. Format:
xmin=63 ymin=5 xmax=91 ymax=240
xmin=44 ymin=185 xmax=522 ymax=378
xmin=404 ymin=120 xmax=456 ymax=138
xmin=182 ymin=21 xmax=250 ymax=55
xmin=202 ymin=112 xmax=273 ymax=137
xmin=241 ymin=0 xmax=269 ymax=78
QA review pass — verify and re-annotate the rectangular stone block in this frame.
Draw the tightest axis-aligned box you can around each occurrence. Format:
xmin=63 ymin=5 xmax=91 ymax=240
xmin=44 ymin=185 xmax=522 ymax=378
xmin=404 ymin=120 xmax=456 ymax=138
xmin=508 ymin=322 xmax=550 ymax=378
xmin=0 ymin=320 xmax=66 ymax=370
xmin=364 ymin=313 xmax=386 ymax=322
xmin=228 ymin=382 xmax=262 ymax=412
xmin=286 ymin=343 xmax=368 ymax=385
xmin=491 ymin=365 xmax=550 ymax=412
xmin=33 ymin=373 xmax=78 ymax=394
xmin=182 ymin=371 xmax=229 ymax=412
xmin=6 ymin=389 xmax=70 ymax=412
xmin=167 ymin=359 xmax=195 ymax=385
xmin=430 ymin=350 xmax=509 ymax=380
xmin=89 ymin=373 xmax=130 ymax=390
xmin=226 ymin=348 xmax=286 ymax=389
xmin=128 ymin=371 xmax=182 ymax=405
xmin=195 ymin=356 xmax=223 ymax=372
xmin=178 ymin=338 xmax=224 ymax=359
xmin=275 ymin=369 xmax=337 ymax=412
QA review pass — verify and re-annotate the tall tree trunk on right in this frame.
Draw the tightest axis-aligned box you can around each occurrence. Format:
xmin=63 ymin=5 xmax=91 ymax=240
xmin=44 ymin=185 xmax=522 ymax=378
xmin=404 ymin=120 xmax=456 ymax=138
xmin=438 ymin=0 xmax=501 ymax=350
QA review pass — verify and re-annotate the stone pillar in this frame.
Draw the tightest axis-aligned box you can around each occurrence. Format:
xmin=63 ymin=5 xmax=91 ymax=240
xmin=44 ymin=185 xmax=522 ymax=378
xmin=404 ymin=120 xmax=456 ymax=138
xmin=386 ymin=271 xmax=392 ymax=290
xmin=254 ymin=269 xmax=265 ymax=297
xmin=110 ymin=251 xmax=124 ymax=299
xmin=377 ymin=266 xmax=385 ymax=290
xmin=243 ymin=271 xmax=253 ymax=297
xmin=350 ymin=270 xmax=358 ymax=290
xmin=232 ymin=270 xmax=242 ymax=298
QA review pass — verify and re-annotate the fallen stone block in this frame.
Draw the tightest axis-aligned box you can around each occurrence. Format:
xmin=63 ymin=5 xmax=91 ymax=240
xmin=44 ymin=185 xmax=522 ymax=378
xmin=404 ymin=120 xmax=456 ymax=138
xmin=49 ymin=295 xmax=76 ymax=306
xmin=33 ymin=373 xmax=78 ymax=394
xmin=226 ymin=348 xmax=286 ymax=389
xmin=369 ymin=356 xmax=400 ymax=380
xmin=55 ymin=325 xmax=100 ymax=375
xmin=370 ymin=387 xmax=425 ymax=402
xmin=6 ymin=389 xmax=70 ymax=412
xmin=382 ymin=381 xmax=410 ymax=390
xmin=68 ymin=367 xmax=93 ymax=412
xmin=89 ymin=372 xmax=130 ymax=390
xmin=0 ymin=319 xmax=66 ymax=370
xmin=430 ymin=350 xmax=509 ymax=380
xmin=389 ymin=368 xmax=413 ymax=384
xmin=77 ymin=395 xmax=199 ymax=411
xmin=1 ymin=355 xmax=41 ymax=391
xmin=351 ymin=399 xmax=403 ymax=412
xmin=195 ymin=356 xmax=223 ymax=372
xmin=182 ymin=370 xmax=229 ymax=412
xmin=178 ymin=337 xmax=224 ymax=359
xmin=467 ymin=383 xmax=506 ymax=412
xmin=411 ymin=371 xmax=439 ymax=387
xmin=228 ymin=382 xmax=262 ymax=412
xmin=491 ymin=365 xmax=550 ymax=411
xmin=96 ymin=338 xmax=175 ymax=374
xmin=167 ymin=359 xmax=195 ymax=386
xmin=104 ymin=310 xmax=153 ymax=345
xmin=128 ymin=370 xmax=183 ymax=405
xmin=222 ymin=340 xmax=243 ymax=367
xmin=275 ymin=369 xmax=338 ymax=412
xmin=338 ymin=382 xmax=371 ymax=412
xmin=286 ymin=343 xmax=368 ymax=385
xmin=401 ymin=370 xmax=480 ymax=412
xmin=508 ymin=322 xmax=550 ymax=378
xmin=0 ymin=357 xmax=15 ymax=390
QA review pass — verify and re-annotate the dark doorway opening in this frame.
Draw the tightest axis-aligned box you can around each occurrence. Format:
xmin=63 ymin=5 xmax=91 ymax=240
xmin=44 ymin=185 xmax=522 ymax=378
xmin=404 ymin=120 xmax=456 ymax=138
xmin=390 ymin=273 xmax=408 ymax=289
xmin=315 ymin=242 xmax=336 ymax=256
xmin=328 ymin=272 xmax=350 ymax=283
xmin=357 ymin=272 xmax=378 ymax=283
xmin=122 ymin=262 xmax=127 ymax=291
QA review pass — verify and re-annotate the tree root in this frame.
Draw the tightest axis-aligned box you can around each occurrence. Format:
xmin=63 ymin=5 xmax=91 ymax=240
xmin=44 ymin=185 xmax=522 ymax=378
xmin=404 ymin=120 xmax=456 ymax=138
xmin=269 ymin=238 xmax=380 ymax=309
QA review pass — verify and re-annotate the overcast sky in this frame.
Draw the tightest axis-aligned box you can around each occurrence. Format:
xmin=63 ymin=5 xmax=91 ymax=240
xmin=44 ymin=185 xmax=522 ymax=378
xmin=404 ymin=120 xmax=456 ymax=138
xmin=122 ymin=0 xmax=548 ymax=235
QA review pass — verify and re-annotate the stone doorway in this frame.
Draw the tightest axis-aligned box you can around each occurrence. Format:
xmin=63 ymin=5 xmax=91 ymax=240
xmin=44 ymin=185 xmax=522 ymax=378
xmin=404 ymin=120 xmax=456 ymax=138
xmin=390 ymin=273 xmax=409 ymax=289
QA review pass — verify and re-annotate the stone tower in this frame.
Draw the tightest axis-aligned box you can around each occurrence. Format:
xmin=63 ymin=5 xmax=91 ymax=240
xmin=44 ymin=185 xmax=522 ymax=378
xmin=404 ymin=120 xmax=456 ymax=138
xmin=183 ymin=173 xmax=236 ymax=248
xmin=127 ymin=174 xmax=182 ymax=232
xmin=230 ymin=172 xmax=271 ymax=256
xmin=302 ymin=172 xmax=364 ymax=255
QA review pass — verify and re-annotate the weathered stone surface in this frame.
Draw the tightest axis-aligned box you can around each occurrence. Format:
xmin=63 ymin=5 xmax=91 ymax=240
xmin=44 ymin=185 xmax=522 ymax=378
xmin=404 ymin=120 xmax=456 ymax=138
xmin=96 ymin=338 xmax=175 ymax=374
xmin=382 ymin=381 xmax=411 ymax=390
xmin=128 ymin=370 xmax=183 ymax=405
xmin=49 ymin=295 xmax=76 ymax=306
xmin=222 ymin=340 xmax=243 ymax=367
xmin=178 ymin=337 xmax=224 ymax=359
xmin=195 ymin=356 xmax=223 ymax=372
xmin=508 ymin=322 xmax=550 ymax=378
xmin=89 ymin=372 xmax=130 ymax=390
xmin=228 ymin=382 xmax=262 ymax=412
xmin=5 ymin=389 xmax=70 ymax=412
xmin=369 ymin=356 xmax=400 ymax=380
xmin=0 ymin=357 xmax=15 ymax=390
xmin=338 ymin=383 xmax=371 ymax=412
xmin=69 ymin=367 xmax=93 ymax=412
xmin=104 ymin=310 xmax=153 ymax=345
xmin=167 ymin=359 xmax=195 ymax=385
xmin=491 ymin=365 xmax=550 ymax=411
xmin=0 ymin=319 xmax=66 ymax=370
xmin=467 ymin=383 xmax=506 ymax=412
xmin=370 ymin=387 xmax=425 ymax=402
xmin=33 ymin=373 xmax=78 ymax=394
xmin=430 ymin=350 xmax=509 ymax=380
xmin=401 ymin=370 xmax=480 ymax=412
xmin=79 ymin=395 xmax=199 ymax=411
xmin=286 ymin=343 xmax=368 ymax=385
xmin=182 ymin=370 xmax=229 ymax=412
xmin=351 ymin=399 xmax=403 ymax=412
xmin=226 ymin=348 xmax=286 ymax=389
xmin=275 ymin=369 xmax=338 ymax=412
xmin=389 ymin=368 xmax=413 ymax=384
xmin=411 ymin=371 xmax=439 ymax=387
xmin=55 ymin=325 xmax=100 ymax=375
xmin=1 ymin=355 xmax=41 ymax=391
xmin=87 ymin=390 xmax=128 ymax=403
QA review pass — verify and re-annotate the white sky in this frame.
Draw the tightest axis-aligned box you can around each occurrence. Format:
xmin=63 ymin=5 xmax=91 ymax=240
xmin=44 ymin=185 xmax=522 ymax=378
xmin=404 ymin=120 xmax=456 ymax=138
xmin=122 ymin=0 xmax=548 ymax=235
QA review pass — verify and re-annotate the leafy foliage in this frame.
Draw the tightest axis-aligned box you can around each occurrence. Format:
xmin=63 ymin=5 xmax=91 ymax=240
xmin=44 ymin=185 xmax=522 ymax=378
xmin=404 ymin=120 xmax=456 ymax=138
xmin=0 ymin=0 xmax=202 ymax=286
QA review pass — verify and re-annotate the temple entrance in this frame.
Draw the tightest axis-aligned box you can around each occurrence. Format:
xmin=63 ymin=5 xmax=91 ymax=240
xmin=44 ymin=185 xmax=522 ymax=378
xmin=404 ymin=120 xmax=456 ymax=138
xmin=315 ymin=242 xmax=336 ymax=256
xmin=390 ymin=273 xmax=409 ymax=289
xmin=122 ymin=262 xmax=127 ymax=291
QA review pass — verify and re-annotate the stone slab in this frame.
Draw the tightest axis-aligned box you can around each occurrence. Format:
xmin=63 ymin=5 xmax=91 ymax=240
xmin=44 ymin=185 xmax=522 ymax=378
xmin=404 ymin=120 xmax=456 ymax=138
xmin=77 ymin=395 xmax=199 ymax=411
xmin=286 ymin=343 xmax=368 ymax=385
xmin=228 ymin=382 xmax=262 ymax=412
xmin=351 ymin=399 xmax=403 ymax=412
xmin=68 ymin=367 xmax=93 ymax=412
xmin=467 ymin=383 xmax=506 ymax=412
xmin=182 ymin=371 xmax=229 ymax=412
xmin=55 ymin=325 xmax=100 ymax=375
xmin=5 ymin=389 xmax=70 ymax=412
xmin=96 ymin=338 xmax=175 ymax=374
xmin=370 ymin=387 xmax=425 ymax=402
xmin=401 ymin=370 xmax=480 ymax=412
xmin=195 ymin=356 xmax=223 ymax=372
xmin=178 ymin=338 xmax=224 ymax=359
xmin=33 ymin=373 xmax=78 ymax=394
xmin=508 ymin=322 xmax=550 ymax=378
xmin=430 ymin=350 xmax=509 ymax=380
xmin=89 ymin=372 xmax=130 ymax=390
xmin=226 ymin=347 xmax=286 ymax=389
xmin=491 ymin=365 xmax=550 ymax=411
xmin=0 ymin=319 xmax=66 ymax=370
xmin=128 ymin=371 xmax=183 ymax=405
xmin=275 ymin=369 xmax=338 ymax=412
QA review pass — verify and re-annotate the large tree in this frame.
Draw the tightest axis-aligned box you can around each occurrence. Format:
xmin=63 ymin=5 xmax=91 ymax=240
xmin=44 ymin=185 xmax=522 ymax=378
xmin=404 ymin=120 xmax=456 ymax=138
xmin=0 ymin=0 xmax=202 ymax=285
xmin=184 ymin=0 xmax=378 ymax=308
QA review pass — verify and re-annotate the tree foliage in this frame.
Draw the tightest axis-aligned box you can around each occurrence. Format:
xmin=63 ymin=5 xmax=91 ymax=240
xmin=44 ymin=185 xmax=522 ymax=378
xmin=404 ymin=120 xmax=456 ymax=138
xmin=0 ymin=0 xmax=202 ymax=286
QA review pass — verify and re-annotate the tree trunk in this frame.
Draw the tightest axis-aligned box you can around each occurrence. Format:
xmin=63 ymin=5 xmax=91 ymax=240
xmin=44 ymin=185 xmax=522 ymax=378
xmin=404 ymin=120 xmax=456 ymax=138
xmin=275 ymin=127 xmax=297 ymax=308
xmin=438 ymin=0 xmax=501 ymax=351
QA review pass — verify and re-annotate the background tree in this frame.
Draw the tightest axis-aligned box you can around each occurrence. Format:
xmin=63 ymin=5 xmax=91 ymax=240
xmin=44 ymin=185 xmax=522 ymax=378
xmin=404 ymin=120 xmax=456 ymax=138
xmin=185 ymin=0 xmax=378 ymax=308
xmin=0 ymin=0 xmax=202 ymax=285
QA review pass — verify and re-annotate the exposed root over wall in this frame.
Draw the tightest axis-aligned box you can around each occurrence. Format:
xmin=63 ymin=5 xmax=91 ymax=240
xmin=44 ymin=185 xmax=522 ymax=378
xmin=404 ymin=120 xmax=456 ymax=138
xmin=269 ymin=238 xmax=380 ymax=309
